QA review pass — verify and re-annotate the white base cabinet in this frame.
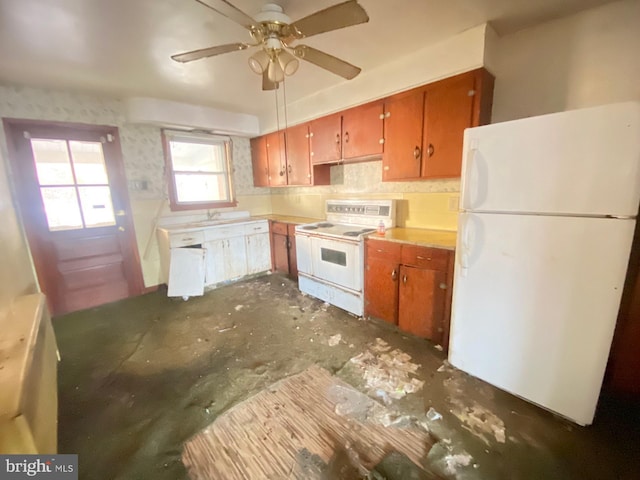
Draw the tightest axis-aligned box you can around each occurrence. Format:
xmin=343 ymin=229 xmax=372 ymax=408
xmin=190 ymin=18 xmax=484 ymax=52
xmin=158 ymin=219 xmax=271 ymax=297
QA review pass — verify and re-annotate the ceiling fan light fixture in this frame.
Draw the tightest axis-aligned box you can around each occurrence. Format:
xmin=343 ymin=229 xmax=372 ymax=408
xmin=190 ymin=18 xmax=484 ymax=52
xmin=278 ymin=49 xmax=299 ymax=76
xmin=267 ymin=58 xmax=285 ymax=83
xmin=248 ymin=49 xmax=270 ymax=75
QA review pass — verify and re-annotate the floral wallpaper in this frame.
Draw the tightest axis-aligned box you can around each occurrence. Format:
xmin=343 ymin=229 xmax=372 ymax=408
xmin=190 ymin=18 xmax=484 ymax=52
xmin=0 ymin=83 xmax=266 ymax=201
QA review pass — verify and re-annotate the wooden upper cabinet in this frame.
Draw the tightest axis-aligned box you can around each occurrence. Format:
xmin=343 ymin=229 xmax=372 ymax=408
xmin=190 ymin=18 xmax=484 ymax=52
xmin=250 ymin=136 xmax=269 ymax=187
xmin=382 ymin=68 xmax=494 ymax=182
xmin=422 ymin=71 xmax=477 ymax=179
xmin=342 ymin=101 xmax=384 ymax=160
xmin=285 ymin=123 xmax=312 ymax=186
xmin=309 ymin=113 xmax=342 ymax=164
xmin=382 ymin=90 xmax=425 ymax=181
xmin=265 ymin=131 xmax=287 ymax=187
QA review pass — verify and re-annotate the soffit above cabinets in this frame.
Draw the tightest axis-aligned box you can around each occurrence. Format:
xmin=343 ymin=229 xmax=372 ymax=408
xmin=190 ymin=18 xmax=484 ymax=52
xmin=0 ymin=0 xmax=617 ymax=116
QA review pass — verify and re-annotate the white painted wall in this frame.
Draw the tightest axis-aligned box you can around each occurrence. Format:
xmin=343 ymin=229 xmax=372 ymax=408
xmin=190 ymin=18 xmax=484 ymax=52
xmin=490 ymin=0 xmax=640 ymax=122
xmin=258 ymin=24 xmax=489 ymax=132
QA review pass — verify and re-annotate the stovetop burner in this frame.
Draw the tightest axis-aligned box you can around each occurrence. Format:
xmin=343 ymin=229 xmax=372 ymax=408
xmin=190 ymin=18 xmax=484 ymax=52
xmin=343 ymin=228 xmax=376 ymax=237
xmin=316 ymin=222 xmax=334 ymax=228
xmin=302 ymin=225 xmax=318 ymax=230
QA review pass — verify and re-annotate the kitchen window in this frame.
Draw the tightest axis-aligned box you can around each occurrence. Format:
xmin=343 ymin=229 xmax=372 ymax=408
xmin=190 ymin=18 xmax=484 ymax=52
xmin=163 ymin=131 xmax=236 ymax=210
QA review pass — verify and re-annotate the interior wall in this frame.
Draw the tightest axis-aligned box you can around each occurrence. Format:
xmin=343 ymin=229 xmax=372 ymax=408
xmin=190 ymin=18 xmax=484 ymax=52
xmin=0 ymin=84 xmax=272 ymax=288
xmin=489 ymin=0 xmax=640 ymax=122
xmin=271 ymin=162 xmax=460 ymax=230
xmin=0 ymin=148 xmax=38 ymax=317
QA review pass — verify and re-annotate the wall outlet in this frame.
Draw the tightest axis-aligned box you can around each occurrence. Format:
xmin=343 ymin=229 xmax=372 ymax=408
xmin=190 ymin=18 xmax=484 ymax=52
xmin=448 ymin=196 xmax=459 ymax=212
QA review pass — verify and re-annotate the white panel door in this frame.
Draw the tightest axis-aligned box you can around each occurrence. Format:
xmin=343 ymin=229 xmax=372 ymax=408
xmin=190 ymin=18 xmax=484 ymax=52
xmin=461 ymin=102 xmax=640 ymax=216
xmin=167 ymin=248 xmax=205 ymax=297
xmin=246 ymin=232 xmax=271 ymax=274
xmin=224 ymin=236 xmax=248 ymax=281
xmin=449 ymin=212 xmax=635 ymax=425
xmin=204 ymin=240 xmax=225 ymax=285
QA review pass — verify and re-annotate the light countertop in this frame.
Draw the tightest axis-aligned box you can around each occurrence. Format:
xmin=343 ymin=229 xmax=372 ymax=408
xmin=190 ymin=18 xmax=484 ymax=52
xmin=368 ymin=228 xmax=457 ymax=250
xmin=257 ymin=214 xmax=322 ymax=225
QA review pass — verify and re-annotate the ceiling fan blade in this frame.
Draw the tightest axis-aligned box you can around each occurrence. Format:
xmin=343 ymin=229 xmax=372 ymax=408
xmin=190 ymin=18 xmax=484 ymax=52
xmin=194 ymin=0 xmax=258 ymax=30
xmin=262 ymin=70 xmax=279 ymax=91
xmin=172 ymin=43 xmax=249 ymax=63
xmin=285 ymin=0 xmax=369 ymax=39
xmin=293 ymin=45 xmax=361 ymax=80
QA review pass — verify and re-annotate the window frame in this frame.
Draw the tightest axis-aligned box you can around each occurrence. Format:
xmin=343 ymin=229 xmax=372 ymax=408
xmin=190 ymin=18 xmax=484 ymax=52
xmin=162 ymin=130 xmax=237 ymax=211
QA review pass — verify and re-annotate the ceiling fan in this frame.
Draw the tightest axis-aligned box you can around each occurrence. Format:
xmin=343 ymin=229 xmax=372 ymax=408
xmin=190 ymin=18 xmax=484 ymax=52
xmin=172 ymin=0 xmax=369 ymax=90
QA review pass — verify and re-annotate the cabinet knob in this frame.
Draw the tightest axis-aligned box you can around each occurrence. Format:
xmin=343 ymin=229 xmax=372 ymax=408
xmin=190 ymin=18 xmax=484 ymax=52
xmin=288 ymin=164 xmax=292 ymax=174
xmin=379 ymin=113 xmax=385 ymax=120
xmin=391 ymin=269 xmax=397 ymax=281
xmin=427 ymin=143 xmax=435 ymax=157
xmin=335 ymin=133 xmax=340 ymax=144
xmin=439 ymin=283 xmax=447 ymax=290
xmin=344 ymin=131 xmax=349 ymax=143
xmin=379 ymin=138 xmax=385 ymax=144
xmin=413 ymin=146 xmax=421 ymax=160
xmin=309 ymin=132 xmax=314 ymax=138
xmin=402 ymin=274 xmax=407 ymax=284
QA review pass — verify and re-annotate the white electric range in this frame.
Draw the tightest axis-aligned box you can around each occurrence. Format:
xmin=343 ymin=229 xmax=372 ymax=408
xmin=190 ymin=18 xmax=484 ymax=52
xmin=295 ymin=199 xmax=397 ymax=316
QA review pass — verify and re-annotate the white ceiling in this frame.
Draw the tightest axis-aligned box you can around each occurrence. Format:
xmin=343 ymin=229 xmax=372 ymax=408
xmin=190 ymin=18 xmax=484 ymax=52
xmin=0 ymin=0 xmax=616 ymax=116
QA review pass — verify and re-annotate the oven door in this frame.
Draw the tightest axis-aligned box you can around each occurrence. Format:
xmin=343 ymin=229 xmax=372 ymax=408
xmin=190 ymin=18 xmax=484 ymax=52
xmin=310 ymin=236 xmax=362 ymax=291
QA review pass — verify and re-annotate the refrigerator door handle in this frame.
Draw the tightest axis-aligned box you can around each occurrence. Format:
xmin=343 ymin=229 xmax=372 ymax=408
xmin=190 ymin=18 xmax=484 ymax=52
xmin=458 ymin=213 xmax=471 ymax=275
xmin=463 ymin=148 xmax=489 ymax=211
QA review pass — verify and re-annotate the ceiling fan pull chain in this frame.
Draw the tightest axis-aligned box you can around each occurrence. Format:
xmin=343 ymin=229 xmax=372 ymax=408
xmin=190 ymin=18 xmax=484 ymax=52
xmin=282 ymin=78 xmax=289 ymax=132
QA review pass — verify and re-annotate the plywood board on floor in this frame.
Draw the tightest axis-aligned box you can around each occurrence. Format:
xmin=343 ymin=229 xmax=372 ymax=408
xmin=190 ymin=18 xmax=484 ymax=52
xmin=182 ymin=365 xmax=436 ymax=479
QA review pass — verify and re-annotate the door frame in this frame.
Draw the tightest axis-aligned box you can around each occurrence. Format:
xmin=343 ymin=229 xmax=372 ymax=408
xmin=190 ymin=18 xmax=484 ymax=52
xmin=3 ymin=118 xmax=145 ymax=313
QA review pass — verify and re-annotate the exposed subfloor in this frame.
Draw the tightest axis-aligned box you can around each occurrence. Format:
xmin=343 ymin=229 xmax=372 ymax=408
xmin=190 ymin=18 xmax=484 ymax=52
xmin=54 ymin=274 xmax=640 ymax=479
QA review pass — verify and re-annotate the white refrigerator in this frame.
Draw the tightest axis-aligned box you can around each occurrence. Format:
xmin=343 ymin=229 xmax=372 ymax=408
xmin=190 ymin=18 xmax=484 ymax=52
xmin=449 ymin=101 xmax=640 ymax=426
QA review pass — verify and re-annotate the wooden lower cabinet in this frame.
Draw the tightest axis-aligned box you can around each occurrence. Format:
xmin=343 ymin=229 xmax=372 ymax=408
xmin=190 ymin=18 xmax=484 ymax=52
xmin=270 ymin=221 xmax=298 ymax=279
xmin=398 ymin=265 xmax=446 ymax=339
xmin=365 ymin=238 xmax=453 ymax=348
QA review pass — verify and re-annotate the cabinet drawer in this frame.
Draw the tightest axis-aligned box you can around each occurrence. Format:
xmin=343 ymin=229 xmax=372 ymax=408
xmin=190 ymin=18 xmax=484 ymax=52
xmin=367 ymin=239 xmax=402 ymax=261
xmin=169 ymin=231 xmax=205 ymax=248
xmin=204 ymin=224 xmax=245 ymax=241
xmin=271 ymin=221 xmax=288 ymax=235
xmin=401 ymin=245 xmax=449 ymax=271
xmin=244 ymin=221 xmax=269 ymax=235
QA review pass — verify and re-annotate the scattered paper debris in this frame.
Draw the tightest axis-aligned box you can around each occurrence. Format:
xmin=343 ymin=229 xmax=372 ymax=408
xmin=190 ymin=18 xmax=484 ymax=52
xmin=426 ymin=407 xmax=443 ymax=421
xmin=446 ymin=376 xmax=506 ymax=444
xmin=328 ymin=334 xmax=342 ymax=346
xmin=444 ymin=453 xmax=473 ymax=475
xmin=234 ymin=305 xmax=244 ymax=311
xmin=218 ymin=325 xmax=236 ymax=333
xmin=349 ymin=338 xmax=424 ymax=403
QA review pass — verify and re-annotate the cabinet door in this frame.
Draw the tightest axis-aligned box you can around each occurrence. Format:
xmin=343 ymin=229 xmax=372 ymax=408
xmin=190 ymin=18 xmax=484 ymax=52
xmin=167 ymin=248 xmax=206 ymax=297
xmin=309 ymin=113 xmax=342 ymax=164
xmin=246 ymin=232 xmax=271 ymax=274
xmin=342 ymin=101 xmax=384 ymax=160
xmin=287 ymin=224 xmax=298 ymax=279
xmin=272 ymin=232 xmax=289 ymax=274
xmin=382 ymin=90 xmax=424 ymax=180
xmin=398 ymin=265 xmax=446 ymax=341
xmin=285 ymin=123 xmax=312 ymax=186
xmin=223 ymin=236 xmax=248 ymax=281
xmin=422 ymin=72 xmax=476 ymax=179
xmin=205 ymin=239 xmax=226 ymax=285
xmin=266 ymin=131 xmax=287 ymax=186
xmin=365 ymin=256 xmax=400 ymax=324
xmin=250 ymin=136 xmax=269 ymax=187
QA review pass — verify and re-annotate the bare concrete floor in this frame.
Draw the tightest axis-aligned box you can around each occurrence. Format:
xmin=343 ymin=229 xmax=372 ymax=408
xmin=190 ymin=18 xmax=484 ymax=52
xmin=53 ymin=274 xmax=640 ymax=479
